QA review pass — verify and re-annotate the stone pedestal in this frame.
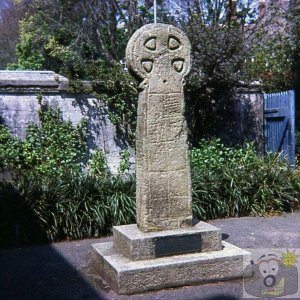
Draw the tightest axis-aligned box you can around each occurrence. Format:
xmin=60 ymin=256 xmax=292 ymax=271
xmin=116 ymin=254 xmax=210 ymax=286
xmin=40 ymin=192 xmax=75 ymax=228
xmin=91 ymin=222 xmax=250 ymax=294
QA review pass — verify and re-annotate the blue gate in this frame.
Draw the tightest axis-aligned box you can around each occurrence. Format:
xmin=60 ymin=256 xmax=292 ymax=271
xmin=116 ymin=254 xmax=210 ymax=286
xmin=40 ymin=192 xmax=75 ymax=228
xmin=264 ymin=90 xmax=296 ymax=165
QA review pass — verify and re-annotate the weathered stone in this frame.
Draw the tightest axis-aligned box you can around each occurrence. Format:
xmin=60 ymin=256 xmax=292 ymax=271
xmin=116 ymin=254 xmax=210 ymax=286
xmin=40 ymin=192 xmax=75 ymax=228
xmin=126 ymin=23 xmax=192 ymax=232
xmin=0 ymin=71 xmax=134 ymax=174
xmin=0 ymin=71 xmax=69 ymax=91
xmin=112 ymin=222 xmax=222 ymax=261
xmin=91 ymin=241 xmax=251 ymax=295
xmin=91 ymin=24 xmax=251 ymax=295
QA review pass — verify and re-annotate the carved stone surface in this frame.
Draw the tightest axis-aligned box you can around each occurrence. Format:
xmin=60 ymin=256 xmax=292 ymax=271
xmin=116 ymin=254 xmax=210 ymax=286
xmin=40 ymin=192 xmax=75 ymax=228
xmin=91 ymin=24 xmax=250 ymax=295
xmin=126 ymin=23 xmax=192 ymax=232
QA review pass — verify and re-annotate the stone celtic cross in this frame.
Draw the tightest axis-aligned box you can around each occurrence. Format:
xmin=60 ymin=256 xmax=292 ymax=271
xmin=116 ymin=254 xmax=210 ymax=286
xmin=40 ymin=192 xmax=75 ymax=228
xmin=93 ymin=24 xmax=249 ymax=295
xmin=126 ymin=23 xmax=192 ymax=232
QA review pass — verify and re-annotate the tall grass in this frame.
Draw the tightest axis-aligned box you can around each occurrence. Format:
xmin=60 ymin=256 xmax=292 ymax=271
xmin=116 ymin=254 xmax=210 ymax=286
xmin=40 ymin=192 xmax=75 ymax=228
xmin=0 ymin=104 xmax=136 ymax=247
xmin=191 ymin=139 xmax=300 ymax=220
xmin=1 ymin=138 xmax=299 ymax=247
xmin=0 ymin=173 xmax=135 ymax=247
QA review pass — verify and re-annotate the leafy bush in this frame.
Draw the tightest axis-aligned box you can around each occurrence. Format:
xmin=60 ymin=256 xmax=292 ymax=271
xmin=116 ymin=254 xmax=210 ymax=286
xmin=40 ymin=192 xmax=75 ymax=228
xmin=0 ymin=104 xmax=87 ymax=178
xmin=0 ymin=122 xmax=300 ymax=246
xmin=190 ymin=139 xmax=300 ymax=220
xmin=0 ymin=102 xmax=135 ymax=247
xmin=118 ymin=149 xmax=132 ymax=174
xmin=87 ymin=62 xmax=138 ymax=145
xmin=242 ymin=34 xmax=294 ymax=92
xmin=0 ymin=125 xmax=23 ymax=170
xmin=7 ymin=1 xmax=139 ymax=145
xmin=88 ymin=149 xmax=109 ymax=178
xmin=0 ymin=173 xmax=135 ymax=247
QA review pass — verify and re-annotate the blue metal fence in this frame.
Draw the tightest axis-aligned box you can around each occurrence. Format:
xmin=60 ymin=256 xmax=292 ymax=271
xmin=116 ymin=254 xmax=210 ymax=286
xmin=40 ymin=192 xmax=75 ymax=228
xmin=264 ymin=90 xmax=296 ymax=165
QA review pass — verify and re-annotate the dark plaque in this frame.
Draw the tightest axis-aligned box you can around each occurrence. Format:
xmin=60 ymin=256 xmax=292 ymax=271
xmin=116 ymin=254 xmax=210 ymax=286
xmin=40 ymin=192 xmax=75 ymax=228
xmin=154 ymin=234 xmax=202 ymax=257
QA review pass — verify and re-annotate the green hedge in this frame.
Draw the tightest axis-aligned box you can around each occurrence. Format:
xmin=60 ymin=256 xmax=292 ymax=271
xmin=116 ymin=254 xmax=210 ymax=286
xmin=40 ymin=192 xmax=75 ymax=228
xmin=0 ymin=104 xmax=136 ymax=247
xmin=0 ymin=173 xmax=136 ymax=247
xmin=191 ymin=139 xmax=300 ymax=220
xmin=1 ymin=105 xmax=299 ymax=247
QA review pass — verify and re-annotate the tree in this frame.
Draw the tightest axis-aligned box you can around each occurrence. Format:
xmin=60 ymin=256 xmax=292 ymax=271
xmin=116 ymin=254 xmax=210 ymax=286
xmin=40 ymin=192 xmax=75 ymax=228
xmin=8 ymin=0 xmax=126 ymax=74
xmin=7 ymin=0 xmax=168 ymax=72
xmin=4 ymin=0 xmax=297 ymax=146
xmin=0 ymin=1 xmax=23 ymax=68
xmin=290 ymin=4 xmax=300 ymax=129
xmin=169 ymin=0 xmax=296 ymax=146
xmin=241 ymin=0 xmax=295 ymax=92
xmin=6 ymin=0 xmax=177 ymax=144
xmin=168 ymin=0 xmax=256 ymax=145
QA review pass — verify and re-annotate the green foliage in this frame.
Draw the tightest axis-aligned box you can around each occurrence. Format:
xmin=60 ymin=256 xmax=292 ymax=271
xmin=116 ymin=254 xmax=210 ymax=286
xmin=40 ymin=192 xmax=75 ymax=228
xmin=242 ymin=34 xmax=294 ymax=92
xmin=2 ymin=131 xmax=300 ymax=247
xmin=175 ymin=1 xmax=262 ymax=145
xmin=191 ymin=139 xmax=300 ymax=220
xmin=7 ymin=0 xmax=139 ymax=144
xmin=85 ymin=61 xmax=138 ymax=144
xmin=0 ymin=102 xmax=135 ymax=247
xmin=118 ymin=149 xmax=131 ymax=174
xmin=291 ymin=8 xmax=300 ymax=123
xmin=240 ymin=5 xmax=297 ymax=92
xmin=1 ymin=0 xmax=299 ymax=247
xmin=88 ymin=149 xmax=108 ymax=178
xmin=185 ymin=23 xmax=246 ymax=144
xmin=7 ymin=18 xmax=45 ymax=70
xmin=8 ymin=0 xmax=297 ymax=146
xmin=0 ymin=125 xmax=23 ymax=170
xmin=176 ymin=1 xmax=296 ymax=144
xmin=103 ymin=174 xmax=136 ymax=227
xmin=190 ymin=139 xmax=256 ymax=170
xmin=42 ymin=172 xmax=135 ymax=242
xmin=1 ymin=103 xmax=87 ymax=177
xmin=0 ymin=172 xmax=136 ymax=247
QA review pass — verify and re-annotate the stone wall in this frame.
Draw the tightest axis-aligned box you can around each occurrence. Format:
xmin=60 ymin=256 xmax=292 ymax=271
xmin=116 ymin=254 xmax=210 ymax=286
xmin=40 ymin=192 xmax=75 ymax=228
xmin=0 ymin=71 xmax=134 ymax=173
xmin=0 ymin=71 xmax=264 ymax=175
xmin=236 ymin=84 xmax=264 ymax=154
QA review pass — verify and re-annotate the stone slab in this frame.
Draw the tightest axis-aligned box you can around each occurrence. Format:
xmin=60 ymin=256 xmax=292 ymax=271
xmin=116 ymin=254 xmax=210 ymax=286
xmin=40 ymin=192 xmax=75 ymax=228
xmin=91 ymin=241 xmax=251 ymax=295
xmin=113 ymin=222 xmax=222 ymax=260
xmin=0 ymin=71 xmax=69 ymax=91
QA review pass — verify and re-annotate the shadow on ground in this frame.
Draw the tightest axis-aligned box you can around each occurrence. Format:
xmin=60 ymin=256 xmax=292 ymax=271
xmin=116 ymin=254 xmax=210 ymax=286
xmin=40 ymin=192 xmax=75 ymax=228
xmin=3 ymin=211 xmax=300 ymax=300
xmin=0 ymin=243 xmax=104 ymax=300
xmin=0 ymin=238 xmax=244 ymax=300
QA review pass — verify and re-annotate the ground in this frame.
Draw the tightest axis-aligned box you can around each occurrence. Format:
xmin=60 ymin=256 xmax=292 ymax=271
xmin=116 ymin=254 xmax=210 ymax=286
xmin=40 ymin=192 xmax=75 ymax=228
xmin=1 ymin=212 xmax=300 ymax=300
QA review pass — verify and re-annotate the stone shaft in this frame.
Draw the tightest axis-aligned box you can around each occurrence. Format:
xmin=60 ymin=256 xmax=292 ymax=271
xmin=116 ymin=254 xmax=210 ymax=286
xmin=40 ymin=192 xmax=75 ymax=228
xmin=126 ymin=23 xmax=192 ymax=232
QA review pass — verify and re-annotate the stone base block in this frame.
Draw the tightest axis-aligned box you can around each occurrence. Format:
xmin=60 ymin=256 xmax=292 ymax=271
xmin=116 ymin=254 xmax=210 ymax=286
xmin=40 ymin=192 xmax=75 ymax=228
xmin=91 ymin=241 xmax=250 ymax=295
xmin=113 ymin=222 xmax=222 ymax=260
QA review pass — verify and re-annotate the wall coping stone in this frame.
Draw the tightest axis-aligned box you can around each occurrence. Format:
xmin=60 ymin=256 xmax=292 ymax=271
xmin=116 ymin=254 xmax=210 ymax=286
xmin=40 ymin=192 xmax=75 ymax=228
xmin=237 ymin=81 xmax=263 ymax=94
xmin=0 ymin=71 xmax=69 ymax=92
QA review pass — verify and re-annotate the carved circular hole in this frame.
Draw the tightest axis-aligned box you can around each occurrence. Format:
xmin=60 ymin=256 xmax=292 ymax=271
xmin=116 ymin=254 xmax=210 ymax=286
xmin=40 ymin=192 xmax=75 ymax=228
xmin=163 ymin=80 xmax=167 ymax=84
